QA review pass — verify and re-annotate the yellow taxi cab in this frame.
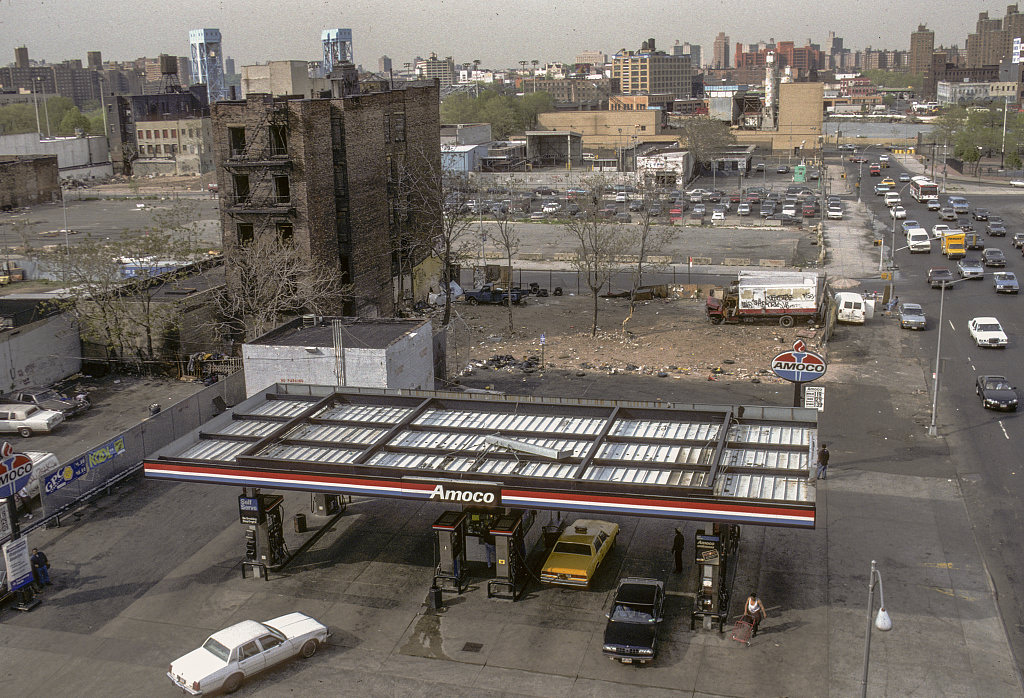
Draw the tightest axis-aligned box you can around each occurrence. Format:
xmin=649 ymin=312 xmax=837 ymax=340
xmin=540 ymin=519 xmax=619 ymax=587
xmin=880 ymin=177 xmax=896 ymax=188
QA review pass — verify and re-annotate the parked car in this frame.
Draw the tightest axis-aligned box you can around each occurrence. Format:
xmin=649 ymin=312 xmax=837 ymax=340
xmin=754 ymin=163 xmax=765 ymax=172
xmin=540 ymin=519 xmax=619 ymax=587
xmin=976 ymin=375 xmax=1019 ymax=411
xmin=0 ymin=404 xmax=63 ymax=437
xmin=628 ymin=200 xmax=644 ymax=212
xmin=897 ymin=302 xmax=927 ymax=330
xmin=927 ymin=267 xmax=955 ymax=288
xmin=1 ymin=387 xmax=90 ymax=419
xmin=983 ymin=248 xmax=1007 ymax=267
xmin=614 ymin=212 xmax=632 ymax=223
xmin=167 ymin=613 xmax=330 ymax=695
xmin=711 ymin=209 xmax=725 ymax=221
xmin=692 ymin=204 xmax=706 ymax=217
xmin=957 ymin=257 xmax=985 ymax=279
xmin=530 ymin=211 xmax=546 ymax=220
xmin=993 ymin=271 xmax=1020 ymax=294
xmin=648 ymin=204 xmax=663 ymax=216
xmin=737 ymin=203 xmax=751 ymax=216
xmin=601 ymin=577 xmax=666 ymax=665
xmin=968 ymin=316 xmax=1008 ymax=347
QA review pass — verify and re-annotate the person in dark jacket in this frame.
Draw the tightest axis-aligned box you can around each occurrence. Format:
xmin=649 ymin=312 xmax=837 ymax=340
xmin=672 ymin=528 xmax=686 ymax=573
xmin=816 ymin=443 xmax=831 ymax=480
xmin=31 ymin=547 xmax=50 ymax=587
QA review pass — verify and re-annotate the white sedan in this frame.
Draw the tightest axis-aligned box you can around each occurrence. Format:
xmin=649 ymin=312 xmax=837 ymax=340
xmin=168 ymin=613 xmax=330 ymax=695
xmin=890 ymin=205 xmax=907 ymax=220
xmin=1010 ymin=180 xmax=1024 ymax=188
xmin=968 ymin=317 xmax=1009 ymax=348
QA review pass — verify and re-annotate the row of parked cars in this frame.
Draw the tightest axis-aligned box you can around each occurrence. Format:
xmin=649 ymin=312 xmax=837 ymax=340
xmin=0 ymin=386 xmax=90 ymax=437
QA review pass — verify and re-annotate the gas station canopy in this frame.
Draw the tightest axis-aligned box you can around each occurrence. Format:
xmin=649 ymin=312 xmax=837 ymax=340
xmin=145 ymin=385 xmax=818 ymax=528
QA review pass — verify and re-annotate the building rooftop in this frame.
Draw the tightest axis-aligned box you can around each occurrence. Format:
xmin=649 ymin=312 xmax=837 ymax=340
xmin=248 ymin=316 xmax=429 ymax=349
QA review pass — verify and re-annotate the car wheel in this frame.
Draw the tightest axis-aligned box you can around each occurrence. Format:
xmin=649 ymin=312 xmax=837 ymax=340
xmin=466 ymin=298 xmax=478 ymax=306
xmin=301 ymin=639 xmax=319 ymax=658
xmin=222 ymin=673 xmax=244 ymax=694
xmin=17 ymin=427 xmax=31 ymax=438
xmin=779 ymin=315 xmax=795 ymax=328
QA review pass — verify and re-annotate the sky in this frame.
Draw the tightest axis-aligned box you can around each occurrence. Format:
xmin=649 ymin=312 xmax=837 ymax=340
xmin=0 ymin=0 xmax=1007 ymax=69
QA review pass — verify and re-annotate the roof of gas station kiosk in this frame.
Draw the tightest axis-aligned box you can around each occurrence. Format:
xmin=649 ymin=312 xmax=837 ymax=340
xmin=144 ymin=385 xmax=818 ymax=528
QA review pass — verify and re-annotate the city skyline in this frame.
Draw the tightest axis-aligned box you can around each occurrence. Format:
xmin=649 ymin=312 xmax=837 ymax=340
xmin=1 ymin=0 xmax=1003 ymax=70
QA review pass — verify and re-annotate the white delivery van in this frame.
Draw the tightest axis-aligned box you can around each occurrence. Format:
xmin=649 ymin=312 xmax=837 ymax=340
xmin=16 ymin=451 xmax=61 ymax=501
xmin=906 ymin=227 xmax=932 ymax=253
xmin=835 ymin=292 xmax=870 ymax=324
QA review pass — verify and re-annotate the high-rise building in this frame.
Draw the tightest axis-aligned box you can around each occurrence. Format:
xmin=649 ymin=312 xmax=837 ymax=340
xmin=713 ymin=32 xmax=730 ymax=69
xmin=415 ymin=53 xmax=456 ymax=86
xmin=322 ymin=29 xmax=354 ymax=76
xmin=0 ymin=48 xmax=101 ymax=106
xmin=87 ymin=51 xmax=103 ymax=71
xmin=673 ymin=42 xmax=702 ymax=70
xmin=909 ymin=25 xmax=935 ymax=75
xmin=966 ymin=6 xmax=1024 ymax=68
xmin=225 ymin=57 xmax=236 ymax=76
xmin=575 ymin=50 xmax=608 ymax=66
xmin=612 ymin=39 xmax=692 ymax=99
xmin=189 ymin=28 xmax=227 ymax=102
xmin=379 ymin=55 xmax=393 ymax=74
xmin=211 ymin=79 xmax=440 ymax=317
xmin=14 ymin=46 xmax=29 ymax=69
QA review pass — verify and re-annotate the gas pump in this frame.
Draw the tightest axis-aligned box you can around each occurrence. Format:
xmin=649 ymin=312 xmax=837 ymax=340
xmin=431 ymin=510 xmax=468 ymax=593
xmin=487 ymin=510 xmax=527 ymax=600
xmin=690 ymin=523 xmax=740 ymax=631
xmin=238 ymin=491 xmax=287 ymax=579
xmin=311 ymin=492 xmax=347 ymax=517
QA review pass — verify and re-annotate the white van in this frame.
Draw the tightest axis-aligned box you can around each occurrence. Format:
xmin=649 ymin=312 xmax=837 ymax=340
xmin=835 ymin=292 xmax=871 ymax=324
xmin=906 ymin=228 xmax=932 ymax=253
xmin=16 ymin=451 xmax=61 ymax=500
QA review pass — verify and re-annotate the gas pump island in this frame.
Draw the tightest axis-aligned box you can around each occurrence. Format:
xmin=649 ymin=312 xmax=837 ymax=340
xmin=145 ymin=386 xmax=817 ymax=621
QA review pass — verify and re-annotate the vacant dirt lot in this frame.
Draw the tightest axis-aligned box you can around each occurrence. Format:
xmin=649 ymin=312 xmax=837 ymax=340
xmin=444 ymin=292 xmax=822 ymax=386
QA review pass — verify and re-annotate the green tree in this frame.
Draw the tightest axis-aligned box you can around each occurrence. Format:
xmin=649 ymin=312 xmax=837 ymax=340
xmin=58 ymin=106 xmax=91 ymax=135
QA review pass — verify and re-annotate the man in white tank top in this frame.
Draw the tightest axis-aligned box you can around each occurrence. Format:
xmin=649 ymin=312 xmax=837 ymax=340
xmin=745 ymin=592 xmax=766 ymax=636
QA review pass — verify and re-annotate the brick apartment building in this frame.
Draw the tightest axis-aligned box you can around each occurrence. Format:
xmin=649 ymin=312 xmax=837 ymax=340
xmin=211 ymin=79 xmax=440 ymax=317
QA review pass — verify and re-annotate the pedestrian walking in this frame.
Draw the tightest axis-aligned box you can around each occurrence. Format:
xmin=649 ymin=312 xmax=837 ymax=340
xmin=31 ymin=547 xmax=51 ymax=588
xmin=744 ymin=592 xmax=767 ymax=637
xmin=816 ymin=443 xmax=830 ymax=480
xmin=672 ymin=528 xmax=686 ymax=573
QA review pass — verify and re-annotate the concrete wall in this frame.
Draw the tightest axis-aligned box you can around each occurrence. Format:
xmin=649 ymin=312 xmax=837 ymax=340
xmin=775 ymin=82 xmax=824 ymax=153
xmin=0 ymin=133 xmax=112 ymax=181
xmin=241 ymin=322 xmax=434 ymax=397
xmin=0 ymin=313 xmax=82 ymax=393
xmin=241 ymin=61 xmax=329 ymax=98
xmin=0 ymin=155 xmax=59 ymax=208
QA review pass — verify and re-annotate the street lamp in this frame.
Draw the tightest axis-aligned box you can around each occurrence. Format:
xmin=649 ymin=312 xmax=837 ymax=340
xmin=928 ymin=274 xmax=973 ymax=436
xmin=860 ymin=560 xmax=893 ymax=698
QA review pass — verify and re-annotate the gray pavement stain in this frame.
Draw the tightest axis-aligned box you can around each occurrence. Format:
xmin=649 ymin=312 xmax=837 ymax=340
xmin=400 ymin=612 xmax=450 ymax=660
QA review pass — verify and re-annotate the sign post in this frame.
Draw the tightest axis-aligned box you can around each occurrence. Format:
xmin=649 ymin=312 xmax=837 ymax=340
xmin=0 ymin=441 xmax=39 ymax=610
xmin=540 ymin=333 xmax=546 ymax=368
xmin=771 ymin=340 xmax=828 ymax=407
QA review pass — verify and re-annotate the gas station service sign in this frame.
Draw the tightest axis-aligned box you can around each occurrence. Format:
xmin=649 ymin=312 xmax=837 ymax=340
xmin=406 ymin=477 xmax=502 ymax=506
xmin=0 ymin=442 xmax=34 ymax=498
xmin=771 ymin=340 xmax=827 ymax=383
xmin=238 ymin=496 xmax=262 ymax=525
xmin=2 ymin=537 xmax=34 ymax=590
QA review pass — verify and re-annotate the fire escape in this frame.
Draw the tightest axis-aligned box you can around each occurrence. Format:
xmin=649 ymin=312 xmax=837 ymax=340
xmin=222 ymin=101 xmax=295 ymax=242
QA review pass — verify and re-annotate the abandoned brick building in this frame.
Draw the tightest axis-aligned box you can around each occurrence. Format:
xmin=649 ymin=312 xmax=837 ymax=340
xmin=211 ymin=78 xmax=440 ymax=316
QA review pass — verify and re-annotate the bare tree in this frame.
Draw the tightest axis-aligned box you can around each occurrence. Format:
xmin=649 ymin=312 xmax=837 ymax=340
xmin=149 ymin=198 xmax=208 ymax=252
xmin=563 ymin=176 xmax=628 ymax=336
xmin=671 ymin=116 xmax=737 ymax=172
xmin=35 ymin=233 xmax=189 ymax=367
xmin=491 ymin=202 xmax=521 ymax=336
xmin=212 ymin=234 xmax=352 ymax=343
xmin=623 ymin=176 xmax=673 ymax=331
xmin=405 ymin=145 xmax=475 ymax=326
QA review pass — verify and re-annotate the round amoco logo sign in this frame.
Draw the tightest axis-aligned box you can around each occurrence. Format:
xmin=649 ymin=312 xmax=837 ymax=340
xmin=771 ymin=340 xmax=827 ymax=383
xmin=0 ymin=441 xmax=34 ymax=498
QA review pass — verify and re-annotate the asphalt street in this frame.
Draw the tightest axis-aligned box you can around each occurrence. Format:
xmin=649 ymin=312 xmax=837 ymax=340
xmin=838 ymin=150 xmax=1024 ymax=669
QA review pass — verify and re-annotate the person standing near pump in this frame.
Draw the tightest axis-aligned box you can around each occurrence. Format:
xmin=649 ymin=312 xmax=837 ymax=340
xmin=482 ymin=529 xmax=496 ymax=569
xmin=745 ymin=592 xmax=766 ymax=637
xmin=31 ymin=547 xmax=51 ymax=588
xmin=816 ymin=443 xmax=830 ymax=480
xmin=672 ymin=528 xmax=686 ymax=573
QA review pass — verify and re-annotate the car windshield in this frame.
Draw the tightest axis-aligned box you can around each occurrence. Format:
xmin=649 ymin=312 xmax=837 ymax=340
xmin=999 ymin=273 xmax=1017 ymax=281
xmin=202 ymin=637 xmax=231 ymax=662
xmin=978 ymin=323 xmax=1003 ymax=332
xmin=553 ymin=542 xmax=593 ymax=556
xmin=610 ymin=603 xmax=655 ymax=623
xmin=985 ymin=379 xmax=1012 ymax=390
xmin=902 ymin=306 xmax=924 ymax=316
xmin=32 ymin=390 xmax=63 ymax=401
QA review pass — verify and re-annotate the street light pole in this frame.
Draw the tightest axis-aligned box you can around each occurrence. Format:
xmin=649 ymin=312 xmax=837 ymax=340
xmin=929 ymin=277 xmax=949 ymax=437
xmin=860 ymin=560 xmax=893 ymax=698
xmin=1001 ymin=96 xmax=1009 ymax=169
